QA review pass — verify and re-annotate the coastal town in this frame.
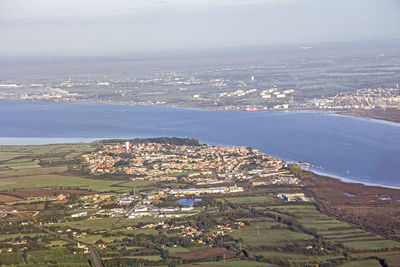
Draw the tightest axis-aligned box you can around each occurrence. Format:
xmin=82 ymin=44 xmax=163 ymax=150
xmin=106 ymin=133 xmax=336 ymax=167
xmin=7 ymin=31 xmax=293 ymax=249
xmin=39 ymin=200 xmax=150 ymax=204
xmin=81 ymin=140 xmax=298 ymax=186
xmin=1 ymin=138 xmax=400 ymax=266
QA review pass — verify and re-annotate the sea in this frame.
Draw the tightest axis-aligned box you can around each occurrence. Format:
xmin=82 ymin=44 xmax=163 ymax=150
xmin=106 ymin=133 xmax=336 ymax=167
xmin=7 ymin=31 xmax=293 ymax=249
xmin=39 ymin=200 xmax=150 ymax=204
xmin=1 ymin=100 xmax=399 ymax=188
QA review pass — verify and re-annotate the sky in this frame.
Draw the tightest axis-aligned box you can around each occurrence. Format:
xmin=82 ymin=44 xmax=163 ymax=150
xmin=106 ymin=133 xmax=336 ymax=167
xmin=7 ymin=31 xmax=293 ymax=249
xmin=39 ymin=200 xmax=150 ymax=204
xmin=0 ymin=0 xmax=400 ymax=55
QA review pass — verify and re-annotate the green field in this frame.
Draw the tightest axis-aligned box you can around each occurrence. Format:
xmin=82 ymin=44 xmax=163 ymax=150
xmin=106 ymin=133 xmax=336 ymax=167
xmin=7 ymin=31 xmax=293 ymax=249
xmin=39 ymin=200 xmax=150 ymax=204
xmin=0 ymin=174 xmax=122 ymax=192
xmin=26 ymin=248 xmax=90 ymax=266
xmin=197 ymin=260 xmax=278 ymax=266
xmin=0 ymin=233 xmax=47 ymax=241
xmin=54 ymin=216 xmax=166 ymax=231
xmin=223 ymin=195 xmax=276 ymax=204
xmin=342 ymin=239 xmax=400 ymax=251
xmin=77 ymin=234 xmax=125 ymax=244
xmin=339 ymin=259 xmax=382 ymax=267
xmin=0 ymin=144 xmax=126 ymax=192
xmin=0 ymin=144 xmax=167 ymax=193
xmin=130 ymin=255 xmax=162 ymax=261
xmin=232 ymin=227 xmax=314 ymax=248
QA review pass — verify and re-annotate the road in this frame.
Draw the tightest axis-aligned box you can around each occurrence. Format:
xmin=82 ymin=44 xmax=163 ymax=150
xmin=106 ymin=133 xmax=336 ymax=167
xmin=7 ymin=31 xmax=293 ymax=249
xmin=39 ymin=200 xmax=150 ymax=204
xmin=42 ymin=228 xmax=103 ymax=267
xmin=110 ymin=198 xmax=141 ymax=229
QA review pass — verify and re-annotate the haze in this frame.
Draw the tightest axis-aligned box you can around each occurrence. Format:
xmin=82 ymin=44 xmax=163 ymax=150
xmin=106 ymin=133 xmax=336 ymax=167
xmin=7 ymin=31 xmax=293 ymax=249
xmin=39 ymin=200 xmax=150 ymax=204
xmin=0 ymin=0 xmax=400 ymax=56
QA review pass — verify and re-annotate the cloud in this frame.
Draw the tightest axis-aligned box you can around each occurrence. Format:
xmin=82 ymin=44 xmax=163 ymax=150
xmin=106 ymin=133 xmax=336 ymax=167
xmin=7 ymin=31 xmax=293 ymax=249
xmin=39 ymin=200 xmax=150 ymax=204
xmin=0 ymin=0 xmax=398 ymax=56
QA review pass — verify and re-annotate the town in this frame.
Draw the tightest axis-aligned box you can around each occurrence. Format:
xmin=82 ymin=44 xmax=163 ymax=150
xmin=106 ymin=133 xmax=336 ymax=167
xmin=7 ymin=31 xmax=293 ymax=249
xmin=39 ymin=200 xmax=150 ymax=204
xmin=81 ymin=140 xmax=298 ymax=185
xmin=1 ymin=138 xmax=400 ymax=266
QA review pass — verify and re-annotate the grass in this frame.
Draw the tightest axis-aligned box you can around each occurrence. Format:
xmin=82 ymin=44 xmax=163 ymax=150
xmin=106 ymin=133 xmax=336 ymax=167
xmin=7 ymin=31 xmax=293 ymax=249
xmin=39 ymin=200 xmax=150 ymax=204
xmin=256 ymin=204 xmax=400 ymax=252
xmin=268 ymin=205 xmax=357 ymax=232
xmin=0 ymin=175 xmax=120 ymax=192
xmin=253 ymin=250 xmax=354 ymax=265
xmin=0 ymin=166 xmax=68 ymax=179
xmin=252 ymin=250 xmax=313 ymax=260
xmin=26 ymin=248 xmax=90 ymax=266
xmin=319 ymin=229 xmax=366 ymax=236
xmin=56 ymin=217 xmax=117 ymax=231
xmin=55 ymin=216 xmax=167 ymax=231
xmin=0 ymin=144 xmax=95 ymax=159
xmin=339 ymin=259 xmax=381 ymax=267
xmin=0 ymin=143 xmax=124 ymax=193
xmin=231 ymin=227 xmax=313 ymax=248
xmin=0 ymin=143 xmax=157 ymax=193
xmin=0 ymin=253 xmax=24 ymax=266
xmin=122 ymin=228 xmax=159 ymax=235
xmin=112 ymin=179 xmax=157 ymax=191
xmin=0 ymin=152 xmax=27 ymax=161
xmin=77 ymin=234 xmax=125 ymax=244
xmin=129 ymin=255 xmax=161 ymax=261
xmin=224 ymin=195 xmax=276 ymax=204
xmin=49 ymin=240 xmax=69 ymax=247
xmin=167 ymin=246 xmax=191 ymax=253
xmin=197 ymin=260 xmax=278 ymax=266
xmin=383 ymin=253 xmax=400 ymax=266
xmin=0 ymin=233 xmax=47 ymax=241
xmin=342 ymin=239 xmax=400 ymax=251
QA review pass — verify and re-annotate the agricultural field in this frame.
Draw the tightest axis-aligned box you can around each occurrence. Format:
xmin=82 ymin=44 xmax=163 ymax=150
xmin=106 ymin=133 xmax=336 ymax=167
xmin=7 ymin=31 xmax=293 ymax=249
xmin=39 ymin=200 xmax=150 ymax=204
xmin=197 ymin=260 xmax=278 ymax=266
xmin=0 ymin=143 xmax=162 ymax=193
xmin=26 ymin=248 xmax=90 ymax=266
xmin=231 ymin=227 xmax=314 ymax=248
xmin=1 ymin=141 xmax=400 ymax=266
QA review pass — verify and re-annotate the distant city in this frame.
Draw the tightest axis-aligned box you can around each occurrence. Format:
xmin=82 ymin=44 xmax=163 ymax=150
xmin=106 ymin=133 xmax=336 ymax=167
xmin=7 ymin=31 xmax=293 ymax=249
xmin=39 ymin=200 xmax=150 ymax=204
xmin=0 ymin=71 xmax=398 ymax=112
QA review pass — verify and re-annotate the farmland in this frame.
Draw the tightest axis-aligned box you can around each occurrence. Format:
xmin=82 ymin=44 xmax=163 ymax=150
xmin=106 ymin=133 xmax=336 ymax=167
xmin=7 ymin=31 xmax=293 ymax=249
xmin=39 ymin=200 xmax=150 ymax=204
xmin=0 ymin=140 xmax=400 ymax=266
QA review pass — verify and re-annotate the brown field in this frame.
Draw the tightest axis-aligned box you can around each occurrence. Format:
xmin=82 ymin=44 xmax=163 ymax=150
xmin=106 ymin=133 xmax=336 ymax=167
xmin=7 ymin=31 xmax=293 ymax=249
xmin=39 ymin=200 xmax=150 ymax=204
xmin=0 ymin=194 xmax=22 ymax=202
xmin=173 ymin=248 xmax=236 ymax=260
xmin=51 ymin=200 xmax=68 ymax=204
xmin=305 ymin=173 xmax=400 ymax=240
xmin=338 ymin=109 xmax=400 ymax=123
xmin=0 ymin=189 xmax=90 ymax=199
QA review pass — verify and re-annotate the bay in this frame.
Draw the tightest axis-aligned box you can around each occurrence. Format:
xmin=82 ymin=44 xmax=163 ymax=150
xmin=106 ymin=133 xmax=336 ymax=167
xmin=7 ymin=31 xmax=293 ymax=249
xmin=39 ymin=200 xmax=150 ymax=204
xmin=0 ymin=100 xmax=399 ymax=188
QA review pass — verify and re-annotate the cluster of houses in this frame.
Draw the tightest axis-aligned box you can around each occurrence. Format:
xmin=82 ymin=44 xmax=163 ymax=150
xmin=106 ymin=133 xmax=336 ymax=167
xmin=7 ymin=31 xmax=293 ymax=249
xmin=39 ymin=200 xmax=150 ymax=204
xmin=312 ymin=87 xmax=400 ymax=110
xmin=81 ymin=141 xmax=294 ymax=187
xmin=25 ymin=193 xmax=68 ymax=202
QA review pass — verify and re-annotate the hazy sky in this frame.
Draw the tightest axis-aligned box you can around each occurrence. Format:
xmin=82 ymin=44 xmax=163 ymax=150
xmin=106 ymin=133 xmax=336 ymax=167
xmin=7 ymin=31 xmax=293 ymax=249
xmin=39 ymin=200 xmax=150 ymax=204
xmin=1 ymin=0 xmax=399 ymax=55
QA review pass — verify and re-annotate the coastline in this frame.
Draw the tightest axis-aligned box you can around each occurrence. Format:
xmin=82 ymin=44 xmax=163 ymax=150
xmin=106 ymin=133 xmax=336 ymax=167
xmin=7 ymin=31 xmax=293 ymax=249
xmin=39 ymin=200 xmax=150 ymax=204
xmin=336 ymin=109 xmax=400 ymax=124
xmin=2 ymin=99 xmax=399 ymax=124
xmin=0 ymin=137 xmax=399 ymax=191
xmin=307 ymin=168 xmax=400 ymax=190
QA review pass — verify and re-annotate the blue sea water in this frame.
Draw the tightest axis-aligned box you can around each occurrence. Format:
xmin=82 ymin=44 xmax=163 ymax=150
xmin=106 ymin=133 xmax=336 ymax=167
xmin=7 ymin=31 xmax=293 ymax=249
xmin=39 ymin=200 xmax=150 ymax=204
xmin=0 ymin=100 xmax=399 ymax=188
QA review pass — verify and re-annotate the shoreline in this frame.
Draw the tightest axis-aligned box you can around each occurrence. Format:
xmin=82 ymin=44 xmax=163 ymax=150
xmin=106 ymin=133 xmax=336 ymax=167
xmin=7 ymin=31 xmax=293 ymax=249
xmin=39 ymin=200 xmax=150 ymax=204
xmin=337 ymin=110 xmax=400 ymax=124
xmin=306 ymin=168 xmax=400 ymax=190
xmin=0 ymin=137 xmax=399 ymax=191
xmin=2 ymin=99 xmax=399 ymax=124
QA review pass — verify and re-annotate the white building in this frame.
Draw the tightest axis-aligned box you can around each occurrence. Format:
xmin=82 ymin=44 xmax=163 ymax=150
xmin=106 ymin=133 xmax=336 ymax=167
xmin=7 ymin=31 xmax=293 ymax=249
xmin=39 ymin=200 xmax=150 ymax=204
xmin=71 ymin=212 xmax=88 ymax=218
